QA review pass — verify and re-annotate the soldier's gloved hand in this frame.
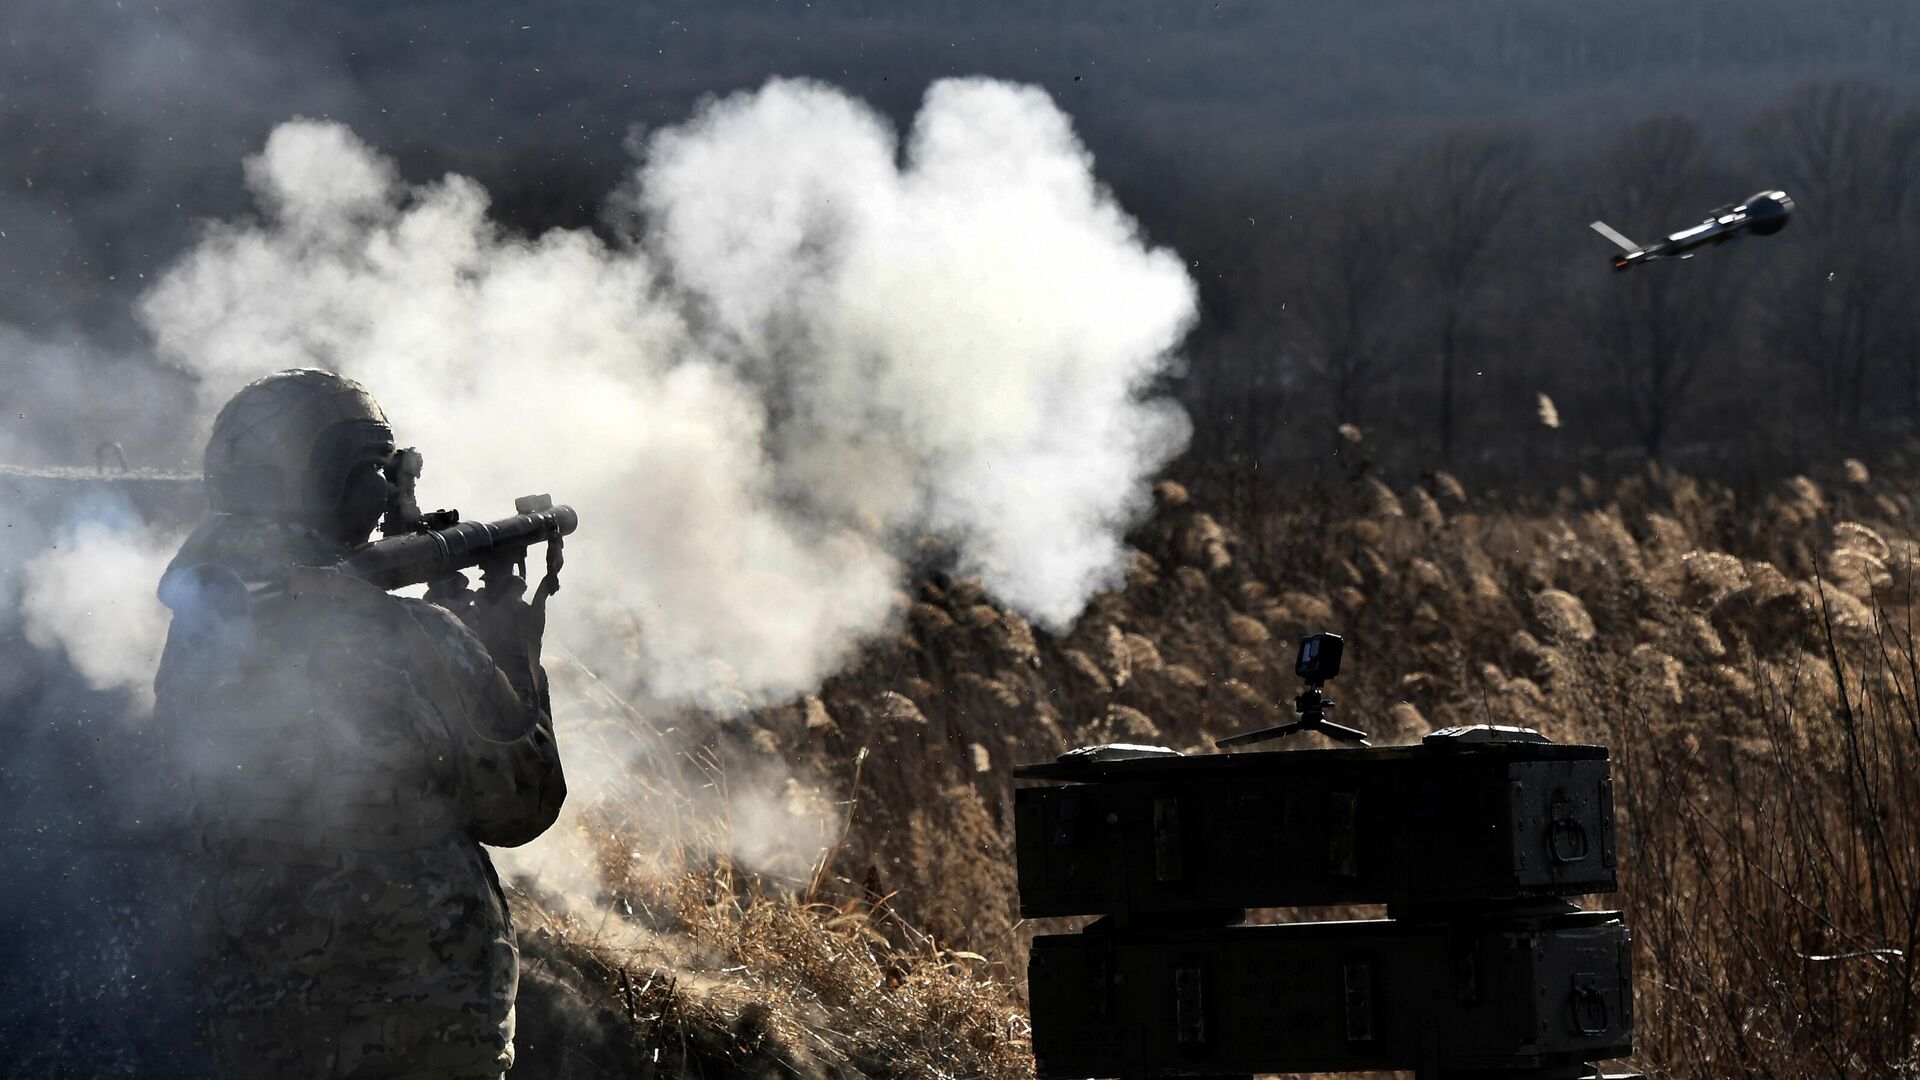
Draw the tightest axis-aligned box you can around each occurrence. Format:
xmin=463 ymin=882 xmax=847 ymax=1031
xmin=532 ymin=533 xmax=563 ymax=611
xmin=468 ymin=556 xmax=547 ymax=680
xmin=424 ymin=570 xmax=476 ymax=621
xmin=426 ymin=559 xmax=547 ymax=704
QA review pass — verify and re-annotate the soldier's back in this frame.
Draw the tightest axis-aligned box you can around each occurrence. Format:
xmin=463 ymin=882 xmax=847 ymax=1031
xmin=161 ymin=555 xmax=517 ymax=1078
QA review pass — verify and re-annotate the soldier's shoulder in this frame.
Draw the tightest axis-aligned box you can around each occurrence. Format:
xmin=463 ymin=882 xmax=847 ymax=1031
xmin=392 ymin=595 xmax=479 ymax=643
xmin=392 ymin=596 xmax=495 ymax=679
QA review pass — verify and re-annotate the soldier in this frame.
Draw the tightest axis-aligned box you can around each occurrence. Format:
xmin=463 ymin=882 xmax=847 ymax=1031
xmin=153 ymin=369 xmax=566 ymax=1078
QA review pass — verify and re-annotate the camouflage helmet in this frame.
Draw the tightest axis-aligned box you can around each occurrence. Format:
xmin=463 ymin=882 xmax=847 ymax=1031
xmin=204 ymin=369 xmax=394 ymax=518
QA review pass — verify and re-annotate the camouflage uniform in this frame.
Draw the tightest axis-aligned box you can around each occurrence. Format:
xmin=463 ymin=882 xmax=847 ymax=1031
xmin=155 ymin=371 xmax=565 ymax=1079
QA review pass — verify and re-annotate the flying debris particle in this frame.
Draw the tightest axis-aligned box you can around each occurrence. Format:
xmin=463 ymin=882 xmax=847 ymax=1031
xmin=1537 ymin=393 xmax=1561 ymax=429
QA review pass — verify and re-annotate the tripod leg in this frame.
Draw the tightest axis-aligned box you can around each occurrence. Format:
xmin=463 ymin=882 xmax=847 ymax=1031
xmin=1316 ymin=719 xmax=1372 ymax=743
xmin=1215 ymin=720 xmax=1307 ymax=748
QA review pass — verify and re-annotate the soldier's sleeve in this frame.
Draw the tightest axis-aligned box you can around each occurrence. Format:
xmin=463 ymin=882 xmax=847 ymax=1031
xmin=398 ymin=598 xmax=567 ymax=848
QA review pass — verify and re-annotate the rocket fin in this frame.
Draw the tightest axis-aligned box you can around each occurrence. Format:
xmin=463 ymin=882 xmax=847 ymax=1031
xmin=1589 ymin=220 xmax=1640 ymax=253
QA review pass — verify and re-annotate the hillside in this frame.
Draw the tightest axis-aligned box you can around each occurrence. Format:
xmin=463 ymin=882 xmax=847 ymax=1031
xmin=506 ymin=442 xmax=1920 ymax=1078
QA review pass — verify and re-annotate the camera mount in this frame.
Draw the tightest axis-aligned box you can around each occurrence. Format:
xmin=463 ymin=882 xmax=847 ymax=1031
xmin=1217 ymin=632 xmax=1371 ymax=747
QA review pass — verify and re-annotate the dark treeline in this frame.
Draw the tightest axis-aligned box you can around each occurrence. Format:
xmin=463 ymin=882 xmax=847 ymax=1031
xmin=7 ymin=2 xmax=1920 ymax=480
xmin=1169 ymin=80 xmax=1920 ymax=494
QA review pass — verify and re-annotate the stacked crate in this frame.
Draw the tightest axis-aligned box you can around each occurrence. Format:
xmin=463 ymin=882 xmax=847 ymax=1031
xmin=1016 ymin=726 xmax=1640 ymax=1080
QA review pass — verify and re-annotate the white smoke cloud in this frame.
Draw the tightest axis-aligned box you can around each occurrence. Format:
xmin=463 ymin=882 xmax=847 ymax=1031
xmin=21 ymin=519 xmax=177 ymax=712
xmin=139 ymin=77 xmax=1196 ymax=707
xmin=636 ymin=79 xmax=1194 ymax=624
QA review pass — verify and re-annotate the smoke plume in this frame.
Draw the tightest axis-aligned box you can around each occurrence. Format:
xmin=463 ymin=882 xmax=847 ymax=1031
xmin=21 ymin=516 xmax=177 ymax=712
xmin=139 ymin=76 xmax=1195 ymax=707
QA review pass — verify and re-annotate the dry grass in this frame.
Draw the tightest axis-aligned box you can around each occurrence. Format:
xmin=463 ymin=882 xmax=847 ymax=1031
xmin=515 ymin=450 xmax=1920 ymax=1077
xmin=511 ymin=868 xmax=1031 ymax=1079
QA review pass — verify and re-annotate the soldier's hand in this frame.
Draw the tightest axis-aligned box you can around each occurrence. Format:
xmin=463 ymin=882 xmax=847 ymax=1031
xmin=532 ymin=533 xmax=563 ymax=611
xmin=424 ymin=570 xmax=475 ymax=620
xmin=471 ymin=551 xmax=549 ymax=675
xmin=427 ymin=561 xmax=545 ymax=675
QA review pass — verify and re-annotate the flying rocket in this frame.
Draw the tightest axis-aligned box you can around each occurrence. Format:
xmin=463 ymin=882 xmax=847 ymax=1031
xmin=1590 ymin=190 xmax=1793 ymax=270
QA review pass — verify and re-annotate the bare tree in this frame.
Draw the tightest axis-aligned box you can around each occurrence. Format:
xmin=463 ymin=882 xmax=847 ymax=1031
xmin=1774 ymin=238 xmax=1903 ymax=433
xmin=1762 ymin=81 xmax=1920 ymax=230
xmin=1399 ymin=132 xmax=1532 ymax=462
xmin=1586 ymin=118 xmax=1736 ymax=460
xmin=1591 ymin=270 xmax=1732 ymax=461
xmin=1755 ymin=82 xmax=1920 ymax=431
xmin=1287 ymin=183 xmax=1400 ymax=427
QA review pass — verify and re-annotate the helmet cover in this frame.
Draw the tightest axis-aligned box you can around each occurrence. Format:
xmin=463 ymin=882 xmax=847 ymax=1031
xmin=204 ymin=369 xmax=393 ymax=518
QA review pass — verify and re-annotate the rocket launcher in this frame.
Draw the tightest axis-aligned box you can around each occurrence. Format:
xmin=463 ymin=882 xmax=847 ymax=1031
xmin=336 ymin=448 xmax=576 ymax=591
xmin=338 ymin=495 xmax=576 ymax=591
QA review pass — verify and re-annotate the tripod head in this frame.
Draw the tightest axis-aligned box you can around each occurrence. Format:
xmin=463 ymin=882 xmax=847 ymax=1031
xmin=1217 ymin=632 xmax=1371 ymax=748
